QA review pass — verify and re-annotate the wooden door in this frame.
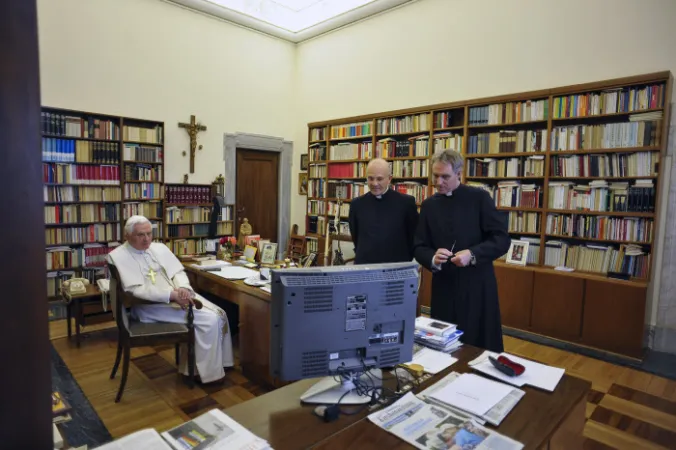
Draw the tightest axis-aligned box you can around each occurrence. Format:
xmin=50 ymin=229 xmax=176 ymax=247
xmin=236 ymin=149 xmax=279 ymax=243
xmin=1 ymin=0 xmax=53 ymax=447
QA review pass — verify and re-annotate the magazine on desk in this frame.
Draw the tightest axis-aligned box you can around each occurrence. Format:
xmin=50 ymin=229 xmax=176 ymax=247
xmin=369 ymin=392 xmax=523 ymax=450
xmin=94 ymin=409 xmax=272 ymax=450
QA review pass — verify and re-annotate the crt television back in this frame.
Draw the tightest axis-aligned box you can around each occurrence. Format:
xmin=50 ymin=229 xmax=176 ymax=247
xmin=270 ymin=262 xmax=419 ymax=381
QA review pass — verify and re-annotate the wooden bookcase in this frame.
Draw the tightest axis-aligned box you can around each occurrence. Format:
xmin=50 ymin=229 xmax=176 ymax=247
xmin=42 ymin=106 xmax=124 ymax=301
xmin=121 ymin=117 xmax=165 ymax=242
xmin=305 ymin=71 xmax=673 ymax=358
xmin=164 ymin=183 xmax=235 ymax=257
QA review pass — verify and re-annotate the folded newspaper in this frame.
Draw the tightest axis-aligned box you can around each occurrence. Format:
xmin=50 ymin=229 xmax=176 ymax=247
xmin=94 ymin=409 xmax=272 ymax=450
xmin=368 ymin=392 xmax=523 ymax=450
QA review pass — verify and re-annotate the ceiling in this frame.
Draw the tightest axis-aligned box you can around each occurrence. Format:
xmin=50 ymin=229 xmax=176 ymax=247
xmin=166 ymin=0 xmax=416 ymax=43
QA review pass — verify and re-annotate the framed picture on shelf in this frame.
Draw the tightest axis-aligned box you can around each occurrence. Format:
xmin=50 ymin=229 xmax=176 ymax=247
xmin=298 ymin=172 xmax=308 ymax=195
xmin=260 ymin=242 xmax=278 ymax=265
xmin=300 ymin=154 xmax=309 ymax=171
xmin=506 ymin=240 xmax=529 ymax=266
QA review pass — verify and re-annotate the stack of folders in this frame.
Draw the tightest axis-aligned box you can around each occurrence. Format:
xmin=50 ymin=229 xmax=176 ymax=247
xmin=417 ymin=372 xmax=525 ymax=427
xmin=414 ymin=316 xmax=464 ymax=353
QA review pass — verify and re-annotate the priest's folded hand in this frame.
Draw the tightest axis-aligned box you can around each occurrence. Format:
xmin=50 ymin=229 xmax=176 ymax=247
xmin=450 ymin=249 xmax=472 ymax=267
xmin=433 ymin=248 xmax=453 ymax=266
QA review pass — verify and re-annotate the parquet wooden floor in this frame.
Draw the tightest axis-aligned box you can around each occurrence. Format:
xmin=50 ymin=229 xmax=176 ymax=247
xmin=50 ymin=319 xmax=676 ymax=449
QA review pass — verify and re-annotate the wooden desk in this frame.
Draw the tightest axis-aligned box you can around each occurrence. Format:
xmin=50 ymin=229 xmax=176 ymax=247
xmin=225 ymin=346 xmax=589 ymax=450
xmin=183 ymin=264 xmax=277 ymax=388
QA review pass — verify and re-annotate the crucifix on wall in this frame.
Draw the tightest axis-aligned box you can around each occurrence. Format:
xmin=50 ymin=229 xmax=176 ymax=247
xmin=178 ymin=114 xmax=207 ymax=173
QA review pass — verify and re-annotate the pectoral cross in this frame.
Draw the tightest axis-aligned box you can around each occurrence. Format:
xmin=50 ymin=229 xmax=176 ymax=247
xmin=147 ymin=268 xmax=157 ymax=284
xmin=178 ymin=115 xmax=207 ymax=173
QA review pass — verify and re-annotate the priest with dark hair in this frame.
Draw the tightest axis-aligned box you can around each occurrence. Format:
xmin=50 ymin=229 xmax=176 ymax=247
xmin=413 ymin=149 xmax=510 ymax=352
xmin=348 ymin=158 xmax=418 ymax=264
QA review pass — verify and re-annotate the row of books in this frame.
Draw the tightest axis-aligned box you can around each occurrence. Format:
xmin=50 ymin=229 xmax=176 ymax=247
xmin=123 ymin=143 xmax=164 ymax=163
xmin=550 ymin=117 xmax=662 ymax=150
xmin=468 ymin=129 xmax=547 ymax=154
xmin=44 ymin=185 xmax=122 ymax=203
xmin=124 ymin=164 xmax=163 ymax=182
xmin=467 ymin=156 xmax=545 ymax=178
xmin=124 ymin=183 xmax=163 ymax=200
xmin=552 ymin=84 xmax=664 ymax=118
xmin=45 ymin=204 xmax=120 ymax=224
xmin=43 ymin=163 xmax=120 ymax=185
xmin=544 ymin=241 xmax=650 ymax=278
xmin=327 ymin=162 xmax=367 ymax=178
xmin=41 ymin=113 xmax=119 ymax=140
xmin=469 ymin=99 xmax=548 ymax=125
xmin=549 ymin=151 xmax=658 ymax=178
xmin=165 ymin=185 xmax=213 ymax=204
xmin=548 ymin=180 xmax=655 ymax=212
xmin=46 ymin=244 xmax=116 ymax=270
xmin=45 ymin=223 xmax=121 ymax=245
xmin=376 ymin=113 xmax=429 ymax=134
xmin=330 ymin=121 xmax=371 ymax=139
xmin=123 ymin=202 xmax=163 ymax=219
xmin=123 ymin=124 xmax=163 ymax=144
xmin=308 ymin=143 xmax=327 ymax=161
xmin=329 ymin=142 xmax=373 ymax=160
xmin=42 ymin=138 xmax=119 ymax=164
xmin=507 ymin=211 xmax=540 ymax=234
xmin=309 ymin=164 xmax=327 ymax=178
xmin=545 ymin=214 xmax=653 ymax=243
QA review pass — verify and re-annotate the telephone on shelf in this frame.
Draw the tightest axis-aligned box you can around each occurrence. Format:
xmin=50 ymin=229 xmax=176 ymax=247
xmin=63 ymin=278 xmax=89 ymax=295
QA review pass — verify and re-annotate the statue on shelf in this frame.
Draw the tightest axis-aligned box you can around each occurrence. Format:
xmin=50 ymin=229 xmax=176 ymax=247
xmin=238 ymin=218 xmax=252 ymax=250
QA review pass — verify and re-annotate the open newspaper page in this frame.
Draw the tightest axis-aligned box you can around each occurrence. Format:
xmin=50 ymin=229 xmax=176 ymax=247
xmin=94 ymin=429 xmax=172 ymax=450
xmin=417 ymin=372 xmax=524 ymax=426
xmin=161 ymin=409 xmax=270 ymax=450
xmin=368 ymin=392 xmax=523 ymax=450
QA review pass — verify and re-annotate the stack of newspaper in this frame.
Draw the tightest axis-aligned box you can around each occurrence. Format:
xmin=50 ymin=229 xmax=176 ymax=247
xmin=95 ymin=409 xmax=272 ymax=450
xmin=369 ymin=390 xmax=524 ymax=450
xmin=414 ymin=317 xmax=464 ymax=353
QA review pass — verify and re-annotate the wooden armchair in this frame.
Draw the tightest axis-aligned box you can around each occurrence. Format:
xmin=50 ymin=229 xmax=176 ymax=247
xmin=108 ymin=264 xmax=196 ymax=403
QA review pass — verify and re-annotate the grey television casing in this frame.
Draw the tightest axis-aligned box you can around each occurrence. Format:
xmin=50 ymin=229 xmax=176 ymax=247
xmin=269 ymin=262 xmax=419 ymax=381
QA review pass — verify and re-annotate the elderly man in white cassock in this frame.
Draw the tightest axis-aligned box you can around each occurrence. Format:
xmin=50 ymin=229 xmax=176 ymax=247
xmin=107 ymin=215 xmax=233 ymax=384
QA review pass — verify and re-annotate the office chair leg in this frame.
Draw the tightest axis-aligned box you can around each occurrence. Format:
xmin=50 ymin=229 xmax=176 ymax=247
xmin=115 ymin=346 xmax=130 ymax=403
xmin=110 ymin=342 xmax=122 ymax=379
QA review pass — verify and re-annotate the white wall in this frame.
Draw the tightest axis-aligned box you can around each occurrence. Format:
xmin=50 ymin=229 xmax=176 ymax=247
xmin=294 ymin=0 xmax=676 ymax=351
xmin=38 ymin=0 xmax=297 ymax=185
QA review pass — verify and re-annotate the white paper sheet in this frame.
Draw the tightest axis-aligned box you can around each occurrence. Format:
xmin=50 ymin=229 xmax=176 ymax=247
xmin=429 ymin=373 xmax=513 ymax=417
xmin=190 ymin=260 xmax=231 ymax=270
xmin=210 ymin=266 xmax=259 ymax=280
xmin=411 ymin=347 xmax=457 ymax=374
xmin=472 ymin=352 xmax=565 ymax=392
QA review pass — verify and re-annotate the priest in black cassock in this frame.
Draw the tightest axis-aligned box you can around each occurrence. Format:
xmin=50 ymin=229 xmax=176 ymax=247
xmin=414 ymin=149 xmax=510 ymax=352
xmin=348 ymin=158 xmax=418 ymax=264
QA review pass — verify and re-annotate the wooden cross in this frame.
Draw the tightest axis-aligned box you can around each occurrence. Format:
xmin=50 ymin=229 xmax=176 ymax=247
xmin=178 ymin=115 xmax=207 ymax=173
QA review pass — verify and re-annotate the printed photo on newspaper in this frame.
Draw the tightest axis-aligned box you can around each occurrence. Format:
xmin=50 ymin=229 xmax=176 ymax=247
xmin=368 ymin=392 xmax=523 ymax=450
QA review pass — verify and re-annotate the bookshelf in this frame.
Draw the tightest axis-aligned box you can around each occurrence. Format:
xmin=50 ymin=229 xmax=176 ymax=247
xmin=164 ymin=183 xmax=235 ymax=257
xmin=305 ymin=71 xmax=673 ymax=358
xmin=42 ymin=106 xmax=123 ymax=300
xmin=121 ymin=117 xmax=165 ymax=242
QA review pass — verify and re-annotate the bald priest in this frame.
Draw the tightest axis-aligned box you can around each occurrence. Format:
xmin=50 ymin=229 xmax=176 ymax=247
xmin=107 ymin=215 xmax=233 ymax=383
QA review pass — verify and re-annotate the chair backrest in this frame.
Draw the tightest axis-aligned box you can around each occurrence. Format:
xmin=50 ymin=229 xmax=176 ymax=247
xmin=108 ymin=264 xmax=131 ymax=335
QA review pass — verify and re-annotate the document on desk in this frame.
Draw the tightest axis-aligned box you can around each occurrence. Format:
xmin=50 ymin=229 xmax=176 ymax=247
xmin=369 ymin=392 xmax=523 ymax=450
xmin=190 ymin=261 xmax=231 ymax=270
xmin=210 ymin=266 xmax=259 ymax=280
xmin=472 ymin=351 xmax=565 ymax=392
xmin=410 ymin=345 xmax=458 ymax=374
xmin=418 ymin=371 xmax=525 ymax=426
xmin=428 ymin=373 xmax=513 ymax=417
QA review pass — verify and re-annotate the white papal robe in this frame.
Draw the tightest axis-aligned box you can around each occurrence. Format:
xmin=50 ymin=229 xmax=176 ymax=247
xmin=108 ymin=242 xmax=234 ymax=383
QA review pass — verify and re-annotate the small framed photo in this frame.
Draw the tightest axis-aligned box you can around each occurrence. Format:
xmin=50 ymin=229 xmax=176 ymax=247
xmin=506 ymin=240 xmax=529 ymax=266
xmin=300 ymin=154 xmax=309 ymax=171
xmin=260 ymin=242 xmax=278 ymax=265
xmin=243 ymin=245 xmax=257 ymax=263
xmin=298 ymin=172 xmax=308 ymax=195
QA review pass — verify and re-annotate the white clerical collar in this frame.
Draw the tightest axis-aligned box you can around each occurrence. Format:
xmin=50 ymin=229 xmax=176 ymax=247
xmin=126 ymin=242 xmax=148 ymax=255
xmin=375 ymin=187 xmax=389 ymax=199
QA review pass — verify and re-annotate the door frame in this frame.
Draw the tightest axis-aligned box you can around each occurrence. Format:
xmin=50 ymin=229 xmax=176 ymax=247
xmin=224 ymin=132 xmax=292 ymax=255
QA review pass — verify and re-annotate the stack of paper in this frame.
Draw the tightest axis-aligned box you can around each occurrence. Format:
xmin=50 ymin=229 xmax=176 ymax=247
xmin=471 ymin=351 xmax=565 ymax=392
xmin=418 ymin=371 xmax=525 ymax=426
xmin=409 ymin=343 xmax=458 ymax=374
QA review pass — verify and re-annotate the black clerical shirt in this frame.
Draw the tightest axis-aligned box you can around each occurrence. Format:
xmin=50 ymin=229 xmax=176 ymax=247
xmin=348 ymin=189 xmax=418 ymax=264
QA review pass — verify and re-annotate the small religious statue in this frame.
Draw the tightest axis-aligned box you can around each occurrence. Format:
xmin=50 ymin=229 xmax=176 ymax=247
xmin=238 ymin=218 xmax=252 ymax=250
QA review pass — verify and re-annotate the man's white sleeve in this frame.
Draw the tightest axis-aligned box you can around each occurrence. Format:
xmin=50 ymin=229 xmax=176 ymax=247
xmin=172 ymin=270 xmax=195 ymax=296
